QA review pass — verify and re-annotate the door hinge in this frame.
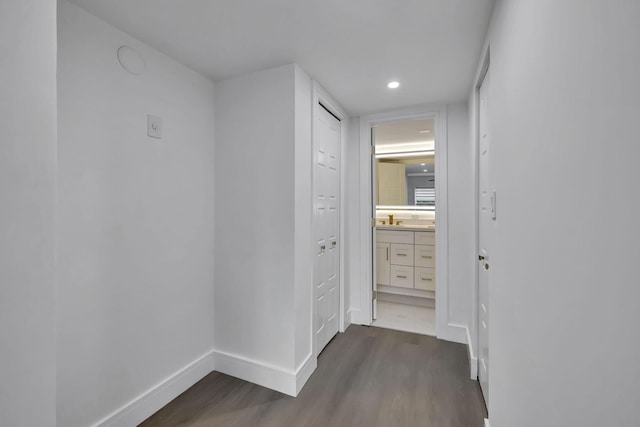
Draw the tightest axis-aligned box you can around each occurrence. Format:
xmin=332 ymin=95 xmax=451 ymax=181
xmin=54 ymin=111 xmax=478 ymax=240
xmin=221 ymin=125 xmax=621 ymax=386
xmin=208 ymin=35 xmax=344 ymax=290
xmin=371 ymin=145 xmax=376 ymax=155
xmin=371 ymin=218 xmax=377 ymax=228
xmin=372 ymin=290 xmax=378 ymax=300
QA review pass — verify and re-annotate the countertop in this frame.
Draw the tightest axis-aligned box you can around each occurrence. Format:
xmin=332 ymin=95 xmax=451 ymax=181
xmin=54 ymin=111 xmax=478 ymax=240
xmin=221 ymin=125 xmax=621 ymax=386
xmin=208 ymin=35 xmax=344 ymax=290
xmin=376 ymin=225 xmax=435 ymax=232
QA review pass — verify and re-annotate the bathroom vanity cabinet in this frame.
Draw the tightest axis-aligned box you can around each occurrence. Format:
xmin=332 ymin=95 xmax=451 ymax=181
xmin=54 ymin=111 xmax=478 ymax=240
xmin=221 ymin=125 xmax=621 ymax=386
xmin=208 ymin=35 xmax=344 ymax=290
xmin=376 ymin=229 xmax=435 ymax=298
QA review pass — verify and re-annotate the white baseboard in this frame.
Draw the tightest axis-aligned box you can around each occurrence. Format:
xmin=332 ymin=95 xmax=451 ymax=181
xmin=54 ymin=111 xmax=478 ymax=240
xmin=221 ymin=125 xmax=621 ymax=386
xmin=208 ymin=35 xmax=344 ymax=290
xmin=295 ymin=353 xmax=317 ymax=395
xmin=213 ymin=350 xmax=318 ymax=397
xmin=349 ymin=307 xmax=368 ymax=325
xmin=437 ymin=322 xmax=467 ymax=344
xmin=484 ymin=418 xmax=490 ymax=427
xmin=344 ymin=308 xmax=353 ymax=329
xmin=466 ymin=326 xmax=478 ymax=380
xmin=92 ymin=350 xmax=215 ymax=427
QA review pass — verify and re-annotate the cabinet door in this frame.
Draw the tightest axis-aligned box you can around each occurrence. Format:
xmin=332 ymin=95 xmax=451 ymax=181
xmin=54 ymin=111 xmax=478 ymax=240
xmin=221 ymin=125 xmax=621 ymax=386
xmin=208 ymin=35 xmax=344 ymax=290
xmin=390 ymin=243 xmax=414 ymax=266
xmin=376 ymin=242 xmax=390 ymax=286
xmin=415 ymin=267 xmax=436 ymax=291
xmin=414 ymin=245 xmax=435 ymax=268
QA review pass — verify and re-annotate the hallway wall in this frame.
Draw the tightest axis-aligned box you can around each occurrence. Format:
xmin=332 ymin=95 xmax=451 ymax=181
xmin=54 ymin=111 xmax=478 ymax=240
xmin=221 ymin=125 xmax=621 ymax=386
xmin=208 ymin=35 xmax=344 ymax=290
xmin=446 ymin=103 xmax=474 ymax=328
xmin=0 ymin=1 xmax=57 ymax=426
xmin=57 ymin=2 xmax=215 ymax=426
xmin=470 ymin=1 xmax=640 ymax=425
xmin=213 ymin=64 xmax=315 ymax=396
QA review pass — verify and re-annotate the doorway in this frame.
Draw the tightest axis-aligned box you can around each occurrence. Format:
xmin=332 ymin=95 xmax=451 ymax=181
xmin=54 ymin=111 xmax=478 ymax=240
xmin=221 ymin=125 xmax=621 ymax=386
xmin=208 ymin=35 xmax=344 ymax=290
xmin=371 ymin=117 xmax=437 ymax=336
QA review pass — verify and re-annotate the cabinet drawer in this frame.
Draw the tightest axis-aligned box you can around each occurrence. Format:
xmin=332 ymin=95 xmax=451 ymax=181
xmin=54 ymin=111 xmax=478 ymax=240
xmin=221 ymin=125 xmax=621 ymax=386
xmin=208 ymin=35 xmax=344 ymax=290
xmin=414 ymin=245 xmax=435 ymax=268
xmin=415 ymin=267 xmax=436 ymax=291
xmin=389 ymin=265 xmax=414 ymax=288
xmin=376 ymin=230 xmax=414 ymax=244
xmin=390 ymin=244 xmax=414 ymax=266
xmin=415 ymin=231 xmax=435 ymax=245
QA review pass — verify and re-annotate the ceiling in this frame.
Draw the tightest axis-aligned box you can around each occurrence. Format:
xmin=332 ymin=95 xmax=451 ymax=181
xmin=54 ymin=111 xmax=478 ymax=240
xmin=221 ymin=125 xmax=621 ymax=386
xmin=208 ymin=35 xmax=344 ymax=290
xmin=375 ymin=118 xmax=435 ymax=145
xmin=68 ymin=0 xmax=495 ymax=116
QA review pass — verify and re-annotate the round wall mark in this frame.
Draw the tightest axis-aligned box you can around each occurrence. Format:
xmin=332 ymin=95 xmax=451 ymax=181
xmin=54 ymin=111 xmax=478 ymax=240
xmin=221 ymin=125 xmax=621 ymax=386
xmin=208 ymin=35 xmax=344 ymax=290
xmin=117 ymin=46 xmax=146 ymax=75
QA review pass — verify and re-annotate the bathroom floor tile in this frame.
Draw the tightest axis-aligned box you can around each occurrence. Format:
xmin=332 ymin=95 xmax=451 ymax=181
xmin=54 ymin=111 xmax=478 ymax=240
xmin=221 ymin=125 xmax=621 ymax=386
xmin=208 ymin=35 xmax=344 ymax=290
xmin=373 ymin=301 xmax=436 ymax=336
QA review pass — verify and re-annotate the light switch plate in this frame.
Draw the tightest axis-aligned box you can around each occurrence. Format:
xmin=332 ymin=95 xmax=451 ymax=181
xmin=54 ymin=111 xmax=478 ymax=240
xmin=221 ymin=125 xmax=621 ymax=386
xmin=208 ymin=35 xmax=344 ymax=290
xmin=147 ymin=114 xmax=162 ymax=139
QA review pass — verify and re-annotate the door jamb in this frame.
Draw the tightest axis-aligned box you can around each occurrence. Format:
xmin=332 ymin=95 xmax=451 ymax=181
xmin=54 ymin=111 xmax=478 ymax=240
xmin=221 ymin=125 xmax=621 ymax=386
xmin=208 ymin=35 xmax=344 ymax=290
xmin=311 ymin=81 xmax=348 ymax=359
xmin=358 ymin=105 xmax=450 ymax=340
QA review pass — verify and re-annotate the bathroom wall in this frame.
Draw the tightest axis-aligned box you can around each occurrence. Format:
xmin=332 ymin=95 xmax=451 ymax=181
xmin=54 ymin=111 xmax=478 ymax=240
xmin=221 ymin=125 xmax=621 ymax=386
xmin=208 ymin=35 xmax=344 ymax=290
xmin=0 ymin=1 xmax=57 ymax=426
xmin=57 ymin=2 xmax=215 ymax=426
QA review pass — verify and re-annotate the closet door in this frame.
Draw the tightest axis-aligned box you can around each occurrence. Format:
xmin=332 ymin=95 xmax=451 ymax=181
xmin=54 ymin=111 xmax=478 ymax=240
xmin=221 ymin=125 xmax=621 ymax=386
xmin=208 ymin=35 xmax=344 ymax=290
xmin=314 ymin=104 xmax=341 ymax=355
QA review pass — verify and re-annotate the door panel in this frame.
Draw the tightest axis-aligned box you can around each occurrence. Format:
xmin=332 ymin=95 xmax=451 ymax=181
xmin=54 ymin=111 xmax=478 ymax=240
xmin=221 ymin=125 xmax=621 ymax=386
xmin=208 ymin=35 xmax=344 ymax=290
xmin=478 ymin=67 xmax=491 ymax=407
xmin=314 ymin=105 xmax=341 ymax=354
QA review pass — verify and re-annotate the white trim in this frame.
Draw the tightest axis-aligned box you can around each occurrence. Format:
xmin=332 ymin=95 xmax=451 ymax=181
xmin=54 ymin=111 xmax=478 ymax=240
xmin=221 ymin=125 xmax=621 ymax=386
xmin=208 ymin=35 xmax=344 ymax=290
xmin=358 ymin=105 xmax=449 ymax=341
xmin=344 ymin=307 xmax=353 ymax=328
xmin=439 ymin=322 xmax=467 ymax=344
xmin=350 ymin=307 xmax=367 ymax=325
xmin=213 ymin=350 xmax=315 ymax=397
xmin=311 ymin=81 xmax=349 ymax=359
xmin=466 ymin=326 xmax=478 ymax=380
xmin=295 ymin=353 xmax=317 ymax=395
xmin=484 ymin=419 xmax=491 ymax=427
xmin=92 ymin=350 xmax=215 ymax=427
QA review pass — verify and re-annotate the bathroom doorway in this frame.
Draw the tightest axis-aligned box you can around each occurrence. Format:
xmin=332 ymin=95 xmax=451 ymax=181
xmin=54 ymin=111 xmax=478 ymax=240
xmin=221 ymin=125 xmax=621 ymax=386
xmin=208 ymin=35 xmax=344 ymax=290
xmin=371 ymin=117 xmax=437 ymax=335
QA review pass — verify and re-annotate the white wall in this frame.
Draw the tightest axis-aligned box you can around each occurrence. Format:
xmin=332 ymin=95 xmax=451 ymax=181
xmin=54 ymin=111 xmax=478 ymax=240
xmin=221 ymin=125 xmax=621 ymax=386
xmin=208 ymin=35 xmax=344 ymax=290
xmin=214 ymin=64 xmax=315 ymax=395
xmin=470 ymin=1 xmax=640 ymax=425
xmin=57 ymin=3 xmax=215 ymax=426
xmin=446 ymin=103 xmax=473 ymax=327
xmin=345 ymin=119 xmax=361 ymax=323
xmin=0 ymin=1 xmax=57 ymax=426
xmin=214 ymin=63 xmax=295 ymax=370
xmin=294 ymin=66 xmax=313 ymax=371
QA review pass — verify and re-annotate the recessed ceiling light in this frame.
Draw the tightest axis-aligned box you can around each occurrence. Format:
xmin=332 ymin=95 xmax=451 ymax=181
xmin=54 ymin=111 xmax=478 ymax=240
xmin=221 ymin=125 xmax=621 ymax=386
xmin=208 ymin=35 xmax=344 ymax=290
xmin=418 ymin=129 xmax=431 ymax=134
xmin=423 ymin=169 xmax=428 ymax=172
xmin=387 ymin=81 xmax=400 ymax=89
xmin=421 ymin=163 xmax=426 ymax=166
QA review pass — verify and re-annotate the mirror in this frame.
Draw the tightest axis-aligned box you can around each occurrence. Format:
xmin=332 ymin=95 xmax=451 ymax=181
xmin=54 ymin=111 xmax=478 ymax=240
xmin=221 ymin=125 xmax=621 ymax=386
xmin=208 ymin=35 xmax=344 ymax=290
xmin=376 ymin=155 xmax=434 ymax=207
xmin=374 ymin=117 xmax=436 ymax=210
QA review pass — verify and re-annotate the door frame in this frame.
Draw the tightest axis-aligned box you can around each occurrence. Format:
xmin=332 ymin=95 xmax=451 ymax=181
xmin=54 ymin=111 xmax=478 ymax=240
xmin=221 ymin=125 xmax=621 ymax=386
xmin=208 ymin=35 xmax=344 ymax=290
xmin=357 ymin=105 xmax=452 ymax=340
xmin=311 ymin=81 xmax=348 ymax=359
xmin=472 ymin=47 xmax=491 ymax=381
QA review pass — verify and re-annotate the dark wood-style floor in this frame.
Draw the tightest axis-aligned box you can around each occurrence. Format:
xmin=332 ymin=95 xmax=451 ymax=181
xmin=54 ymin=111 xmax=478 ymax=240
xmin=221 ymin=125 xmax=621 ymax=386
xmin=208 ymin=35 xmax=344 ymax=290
xmin=140 ymin=325 xmax=487 ymax=427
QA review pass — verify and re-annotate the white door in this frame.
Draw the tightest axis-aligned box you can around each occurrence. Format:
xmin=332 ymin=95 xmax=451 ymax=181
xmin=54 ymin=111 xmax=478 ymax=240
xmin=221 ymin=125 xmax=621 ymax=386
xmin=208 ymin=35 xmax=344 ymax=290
xmin=314 ymin=104 xmax=341 ymax=354
xmin=478 ymin=66 xmax=491 ymax=406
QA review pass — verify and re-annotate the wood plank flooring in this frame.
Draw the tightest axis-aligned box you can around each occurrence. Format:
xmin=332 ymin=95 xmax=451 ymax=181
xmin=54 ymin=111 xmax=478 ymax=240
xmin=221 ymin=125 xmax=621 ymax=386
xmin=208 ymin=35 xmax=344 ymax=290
xmin=140 ymin=325 xmax=487 ymax=427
